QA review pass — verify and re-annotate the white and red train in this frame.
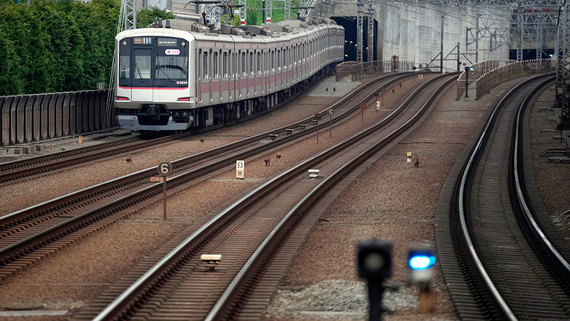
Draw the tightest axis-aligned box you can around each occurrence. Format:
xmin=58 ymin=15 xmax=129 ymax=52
xmin=114 ymin=18 xmax=345 ymax=132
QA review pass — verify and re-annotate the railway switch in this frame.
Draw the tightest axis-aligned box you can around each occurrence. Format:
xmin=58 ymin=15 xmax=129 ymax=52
xmin=201 ymin=254 xmax=222 ymax=271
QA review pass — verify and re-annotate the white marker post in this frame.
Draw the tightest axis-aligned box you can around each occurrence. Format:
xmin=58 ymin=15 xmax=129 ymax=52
xmin=157 ymin=162 xmax=172 ymax=219
xmin=236 ymin=160 xmax=245 ymax=179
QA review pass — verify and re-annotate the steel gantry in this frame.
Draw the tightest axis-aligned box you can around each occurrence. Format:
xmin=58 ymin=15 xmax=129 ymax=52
xmin=356 ymin=0 xmax=374 ymax=63
xmin=239 ymin=0 xmax=246 ymax=24
xmin=120 ymin=0 xmax=137 ymax=31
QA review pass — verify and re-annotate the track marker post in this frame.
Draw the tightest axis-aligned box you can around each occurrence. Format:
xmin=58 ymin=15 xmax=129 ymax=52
xmin=157 ymin=162 xmax=172 ymax=220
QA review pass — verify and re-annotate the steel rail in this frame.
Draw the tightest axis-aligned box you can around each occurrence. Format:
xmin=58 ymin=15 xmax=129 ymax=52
xmin=511 ymin=78 xmax=570 ymax=274
xmin=93 ymin=74 xmax=456 ymax=321
xmin=0 ymin=73 xmax=420 ymax=271
xmin=206 ymin=74 xmax=458 ymax=321
xmin=0 ymin=72 xmax=416 ymax=185
xmin=0 ymin=73 xmax=411 ymax=229
xmin=456 ymin=74 xmax=553 ymax=321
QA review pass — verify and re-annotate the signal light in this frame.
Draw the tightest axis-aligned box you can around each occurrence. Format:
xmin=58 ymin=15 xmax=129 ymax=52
xmin=409 ymin=254 xmax=436 ymax=270
xmin=357 ymin=239 xmax=393 ymax=280
xmin=408 ymin=246 xmax=436 ymax=285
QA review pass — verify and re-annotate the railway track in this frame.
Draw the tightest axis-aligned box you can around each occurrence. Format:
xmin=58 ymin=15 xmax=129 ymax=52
xmin=0 ymin=134 xmax=178 ymax=185
xmin=70 ymin=74 xmax=457 ymax=321
xmin=0 ymin=72 xmax=426 ymax=283
xmin=438 ymin=74 xmax=570 ymax=320
xmin=0 ymin=73 xmax=417 ymax=186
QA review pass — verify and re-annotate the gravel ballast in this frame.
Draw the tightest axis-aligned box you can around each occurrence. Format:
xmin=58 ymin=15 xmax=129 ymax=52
xmin=0 ymin=75 xmax=566 ymax=321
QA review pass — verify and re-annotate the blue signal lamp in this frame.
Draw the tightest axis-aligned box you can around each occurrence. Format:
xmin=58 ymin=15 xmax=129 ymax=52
xmin=409 ymin=254 xmax=436 ymax=270
xmin=408 ymin=247 xmax=436 ymax=285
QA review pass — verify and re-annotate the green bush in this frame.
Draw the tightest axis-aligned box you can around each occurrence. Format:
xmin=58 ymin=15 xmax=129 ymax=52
xmin=0 ymin=0 xmax=172 ymax=96
xmin=0 ymin=0 xmax=296 ymax=96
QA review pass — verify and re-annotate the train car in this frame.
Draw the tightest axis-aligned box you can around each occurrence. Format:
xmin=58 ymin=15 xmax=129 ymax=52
xmin=114 ymin=18 xmax=345 ymax=132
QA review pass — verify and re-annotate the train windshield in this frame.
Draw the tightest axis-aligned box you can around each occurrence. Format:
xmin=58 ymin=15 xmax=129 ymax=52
xmin=119 ymin=37 xmax=189 ymax=88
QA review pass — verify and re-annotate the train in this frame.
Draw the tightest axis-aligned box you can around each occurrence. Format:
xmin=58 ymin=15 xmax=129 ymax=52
xmin=114 ymin=17 xmax=345 ymax=132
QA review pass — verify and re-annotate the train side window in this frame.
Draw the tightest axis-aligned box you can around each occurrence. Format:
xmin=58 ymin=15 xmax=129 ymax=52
xmin=223 ymin=51 xmax=228 ymax=78
xmin=232 ymin=51 xmax=236 ymax=76
xmin=203 ymin=51 xmax=209 ymax=79
xmin=197 ymin=49 xmax=202 ymax=80
xmin=242 ymin=51 xmax=246 ymax=76
xmin=119 ymin=56 xmax=130 ymax=80
xmin=213 ymin=51 xmax=219 ymax=78
xmin=256 ymin=51 xmax=261 ymax=74
xmin=249 ymin=51 xmax=254 ymax=75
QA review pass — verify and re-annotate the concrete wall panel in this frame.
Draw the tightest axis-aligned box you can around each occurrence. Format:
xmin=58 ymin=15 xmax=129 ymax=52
xmin=69 ymin=93 xmax=78 ymax=134
xmin=62 ymin=93 xmax=71 ymax=136
xmin=1 ymin=97 xmax=13 ymax=146
xmin=33 ymin=96 xmax=43 ymax=141
xmin=54 ymin=94 xmax=63 ymax=137
xmin=25 ymin=96 xmax=35 ymax=143
xmin=47 ymin=94 xmax=57 ymax=139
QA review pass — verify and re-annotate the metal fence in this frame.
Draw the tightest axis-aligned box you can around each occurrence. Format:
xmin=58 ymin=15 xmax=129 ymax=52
xmin=336 ymin=60 xmax=416 ymax=81
xmin=456 ymin=59 xmax=554 ymax=100
xmin=0 ymin=90 xmax=114 ymax=146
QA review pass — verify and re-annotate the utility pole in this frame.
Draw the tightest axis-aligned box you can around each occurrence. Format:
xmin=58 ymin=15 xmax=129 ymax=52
xmin=440 ymin=14 xmax=444 ymax=73
xmin=475 ymin=14 xmax=480 ymax=63
xmin=264 ymin=0 xmax=272 ymax=24
xmin=357 ymin=0 xmax=364 ymax=63
xmin=557 ymin=0 xmax=570 ymax=129
xmin=239 ymin=0 xmax=246 ymax=25
xmin=367 ymin=0 xmax=375 ymax=63
xmin=121 ymin=0 xmax=137 ymax=31
xmin=284 ymin=0 xmax=291 ymax=20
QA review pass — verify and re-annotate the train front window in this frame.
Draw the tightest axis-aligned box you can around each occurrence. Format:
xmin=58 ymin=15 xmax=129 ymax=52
xmin=155 ymin=56 xmax=188 ymax=80
xmin=134 ymin=49 xmax=152 ymax=80
xmin=155 ymin=37 xmax=188 ymax=85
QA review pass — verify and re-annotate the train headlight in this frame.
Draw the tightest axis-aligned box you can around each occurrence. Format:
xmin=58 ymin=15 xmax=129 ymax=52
xmin=182 ymin=111 xmax=189 ymax=117
xmin=173 ymin=111 xmax=181 ymax=117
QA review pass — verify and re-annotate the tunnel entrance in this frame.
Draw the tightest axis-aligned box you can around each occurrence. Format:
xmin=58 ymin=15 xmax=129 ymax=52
xmin=331 ymin=16 xmax=377 ymax=62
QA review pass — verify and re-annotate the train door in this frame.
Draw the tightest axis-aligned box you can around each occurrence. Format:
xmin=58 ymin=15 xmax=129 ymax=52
xmin=132 ymin=47 xmax=153 ymax=102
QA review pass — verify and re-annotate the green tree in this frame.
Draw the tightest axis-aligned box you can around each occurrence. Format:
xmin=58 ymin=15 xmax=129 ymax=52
xmin=35 ymin=0 xmax=84 ymax=92
xmin=137 ymin=6 xmax=175 ymax=28
xmin=246 ymin=8 xmax=259 ymax=25
xmin=0 ymin=27 xmax=23 ymax=95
